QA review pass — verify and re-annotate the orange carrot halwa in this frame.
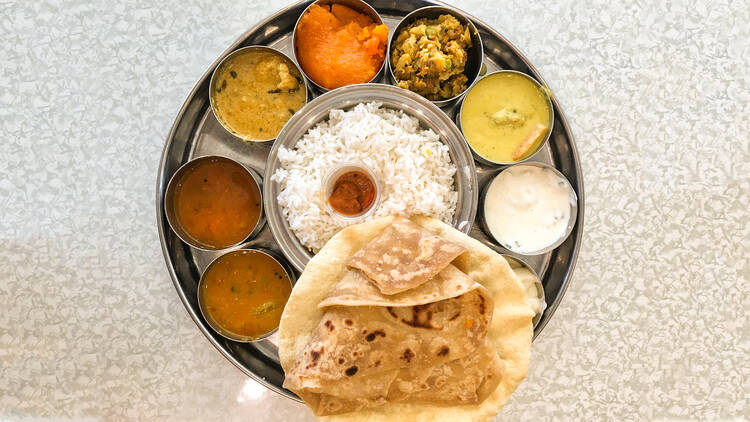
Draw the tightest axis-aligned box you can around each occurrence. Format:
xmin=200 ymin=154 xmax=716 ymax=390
xmin=295 ymin=4 xmax=388 ymax=89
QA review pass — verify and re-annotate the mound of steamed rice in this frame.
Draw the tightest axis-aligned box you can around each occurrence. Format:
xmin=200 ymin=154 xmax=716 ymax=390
xmin=271 ymin=102 xmax=458 ymax=252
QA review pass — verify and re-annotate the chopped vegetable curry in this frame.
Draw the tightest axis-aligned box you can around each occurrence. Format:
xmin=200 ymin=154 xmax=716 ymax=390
xmin=391 ymin=14 xmax=472 ymax=100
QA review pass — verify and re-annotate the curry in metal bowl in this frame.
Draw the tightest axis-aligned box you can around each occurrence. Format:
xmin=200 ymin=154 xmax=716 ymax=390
xmin=210 ymin=46 xmax=307 ymax=142
xmin=459 ymin=71 xmax=554 ymax=164
xmin=198 ymin=249 xmax=294 ymax=342
xmin=164 ymin=156 xmax=263 ymax=250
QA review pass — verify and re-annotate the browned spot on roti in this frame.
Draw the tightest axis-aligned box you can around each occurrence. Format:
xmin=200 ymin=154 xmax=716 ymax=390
xmin=345 ymin=366 xmax=358 ymax=376
xmin=437 ymin=346 xmax=450 ymax=356
xmin=344 ymin=319 xmax=353 ymax=326
xmin=365 ymin=330 xmax=386 ymax=342
xmin=400 ymin=304 xmax=435 ymax=329
xmin=479 ymin=295 xmax=486 ymax=315
xmin=338 ymin=358 xmax=345 ymax=364
xmin=324 ymin=320 xmax=335 ymax=331
xmin=449 ymin=311 xmax=461 ymax=321
xmin=306 ymin=347 xmax=325 ymax=369
xmin=311 ymin=348 xmax=323 ymax=361
xmin=401 ymin=348 xmax=415 ymax=363
xmin=386 ymin=307 xmax=398 ymax=319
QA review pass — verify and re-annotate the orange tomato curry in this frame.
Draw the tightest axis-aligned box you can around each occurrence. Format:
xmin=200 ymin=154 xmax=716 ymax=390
xmin=328 ymin=170 xmax=376 ymax=215
xmin=295 ymin=4 xmax=388 ymax=89
xmin=173 ymin=157 xmax=261 ymax=249
xmin=201 ymin=250 xmax=292 ymax=338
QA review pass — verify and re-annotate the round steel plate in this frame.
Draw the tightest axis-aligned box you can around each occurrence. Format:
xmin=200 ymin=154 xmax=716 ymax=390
xmin=156 ymin=0 xmax=584 ymax=401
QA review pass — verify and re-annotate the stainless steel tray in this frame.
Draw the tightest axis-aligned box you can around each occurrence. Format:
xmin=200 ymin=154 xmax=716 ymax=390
xmin=156 ymin=0 xmax=584 ymax=401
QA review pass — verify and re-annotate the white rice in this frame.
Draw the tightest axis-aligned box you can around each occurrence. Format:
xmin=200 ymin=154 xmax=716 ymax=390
xmin=271 ymin=102 xmax=457 ymax=252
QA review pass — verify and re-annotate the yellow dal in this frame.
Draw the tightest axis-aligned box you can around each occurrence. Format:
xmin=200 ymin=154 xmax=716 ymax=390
xmin=211 ymin=50 xmax=306 ymax=141
xmin=461 ymin=72 xmax=551 ymax=163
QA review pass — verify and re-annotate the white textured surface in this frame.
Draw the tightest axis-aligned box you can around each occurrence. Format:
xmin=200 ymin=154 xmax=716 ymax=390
xmin=1 ymin=0 xmax=748 ymax=421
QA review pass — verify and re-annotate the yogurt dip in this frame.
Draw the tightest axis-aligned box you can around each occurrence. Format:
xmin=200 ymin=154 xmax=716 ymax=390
xmin=483 ymin=164 xmax=575 ymax=254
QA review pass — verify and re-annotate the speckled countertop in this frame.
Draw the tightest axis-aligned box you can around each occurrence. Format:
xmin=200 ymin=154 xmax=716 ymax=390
xmin=1 ymin=0 xmax=748 ymax=420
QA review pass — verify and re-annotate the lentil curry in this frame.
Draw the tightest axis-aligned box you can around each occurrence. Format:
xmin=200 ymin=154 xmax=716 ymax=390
xmin=211 ymin=49 xmax=306 ymax=141
xmin=201 ymin=250 xmax=292 ymax=339
xmin=172 ymin=157 xmax=261 ymax=249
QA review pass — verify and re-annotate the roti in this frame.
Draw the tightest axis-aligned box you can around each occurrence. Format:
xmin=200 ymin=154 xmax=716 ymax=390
xmin=278 ymin=215 xmax=534 ymax=421
xmin=347 ymin=217 xmax=467 ymax=294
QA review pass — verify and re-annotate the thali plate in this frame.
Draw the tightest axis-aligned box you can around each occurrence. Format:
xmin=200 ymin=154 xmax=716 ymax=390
xmin=156 ymin=0 xmax=584 ymax=401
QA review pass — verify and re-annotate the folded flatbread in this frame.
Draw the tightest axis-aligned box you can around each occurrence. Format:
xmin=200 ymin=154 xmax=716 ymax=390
xmin=347 ymin=217 xmax=467 ymax=295
xmin=319 ymin=264 xmax=477 ymax=309
xmin=279 ymin=216 xmax=535 ymax=422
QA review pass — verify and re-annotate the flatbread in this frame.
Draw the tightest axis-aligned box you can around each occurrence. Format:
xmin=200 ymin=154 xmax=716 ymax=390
xmin=284 ymin=287 xmax=498 ymax=415
xmin=318 ymin=265 xmax=477 ymax=309
xmin=347 ymin=216 xmax=467 ymax=294
xmin=286 ymin=286 xmax=492 ymax=380
xmin=278 ymin=215 xmax=534 ymax=422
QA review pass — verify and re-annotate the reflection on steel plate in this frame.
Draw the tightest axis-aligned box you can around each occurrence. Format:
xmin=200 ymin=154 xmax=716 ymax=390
xmin=237 ymin=378 xmax=266 ymax=403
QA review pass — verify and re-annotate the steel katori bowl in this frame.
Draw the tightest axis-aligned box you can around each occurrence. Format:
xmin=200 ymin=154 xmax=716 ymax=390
xmin=479 ymin=161 xmax=578 ymax=256
xmin=163 ymin=155 xmax=266 ymax=251
xmin=502 ymin=254 xmax=547 ymax=328
xmin=457 ymin=70 xmax=555 ymax=166
xmin=387 ymin=5 xmax=484 ymax=108
xmin=263 ymin=83 xmax=478 ymax=272
xmin=209 ymin=45 xmax=309 ymax=143
xmin=197 ymin=248 xmax=296 ymax=343
xmin=292 ymin=0 xmax=387 ymax=94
